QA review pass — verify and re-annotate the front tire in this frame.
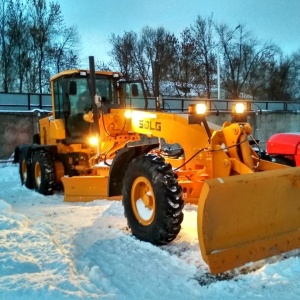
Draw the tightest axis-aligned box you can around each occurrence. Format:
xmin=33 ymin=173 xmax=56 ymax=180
xmin=122 ymin=154 xmax=184 ymax=245
xmin=32 ymin=150 xmax=55 ymax=195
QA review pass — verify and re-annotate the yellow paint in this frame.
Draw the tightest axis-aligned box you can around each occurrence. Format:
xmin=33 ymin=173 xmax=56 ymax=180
xmin=198 ymin=167 xmax=300 ymax=274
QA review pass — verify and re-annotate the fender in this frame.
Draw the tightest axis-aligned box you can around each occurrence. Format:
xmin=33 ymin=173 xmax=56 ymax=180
xmin=108 ymin=143 xmax=159 ymax=197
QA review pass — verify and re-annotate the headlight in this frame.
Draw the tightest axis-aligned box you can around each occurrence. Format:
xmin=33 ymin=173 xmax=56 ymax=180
xmin=196 ymin=103 xmax=207 ymax=114
xmin=89 ymin=136 xmax=98 ymax=146
xmin=232 ymin=103 xmax=245 ymax=114
xmin=124 ymin=110 xmax=132 ymax=119
xmin=188 ymin=103 xmax=207 ymax=115
xmin=231 ymin=102 xmax=248 ymax=123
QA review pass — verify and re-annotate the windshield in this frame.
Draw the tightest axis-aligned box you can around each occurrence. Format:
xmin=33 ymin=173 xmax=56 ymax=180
xmin=69 ymin=77 xmax=114 ymax=115
xmin=52 ymin=75 xmax=116 ymax=141
xmin=53 ymin=76 xmax=115 ymax=118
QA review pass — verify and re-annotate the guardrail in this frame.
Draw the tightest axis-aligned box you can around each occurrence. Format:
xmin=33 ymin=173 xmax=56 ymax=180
xmin=0 ymin=92 xmax=300 ymax=113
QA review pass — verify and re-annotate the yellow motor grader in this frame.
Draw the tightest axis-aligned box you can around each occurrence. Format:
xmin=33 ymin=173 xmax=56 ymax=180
xmin=14 ymin=57 xmax=300 ymax=274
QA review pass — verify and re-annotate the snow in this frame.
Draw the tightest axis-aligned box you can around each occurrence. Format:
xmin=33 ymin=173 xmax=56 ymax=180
xmin=1 ymin=163 xmax=300 ymax=299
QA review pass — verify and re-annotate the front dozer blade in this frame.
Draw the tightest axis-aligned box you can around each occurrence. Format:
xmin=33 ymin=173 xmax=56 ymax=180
xmin=198 ymin=167 xmax=300 ymax=274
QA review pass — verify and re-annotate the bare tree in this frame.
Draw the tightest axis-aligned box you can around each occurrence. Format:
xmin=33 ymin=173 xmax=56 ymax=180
xmin=28 ymin=0 xmax=63 ymax=93
xmin=168 ymin=28 xmax=196 ymax=97
xmin=265 ymin=56 xmax=293 ymax=100
xmin=139 ymin=26 xmax=177 ymax=96
xmin=190 ymin=15 xmax=216 ymax=98
xmin=0 ymin=0 xmax=17 ymax=92
xmin=109 ymin=31 xmax=138 ymax=80
xmin=0 ymin=0 xmax=79 ymax=93
xmin=286 ymin=50 xmax=300 ymax=101
xmin=6 ymin=0 xmax=31 ymax=92
xmin=109 ymin=27 xmax=177 ymax=97
xmin=49 ymin=25 xmax=79 ymax=74
xmin=95 ymin=60 xmax=111 ymax=71
xmin=216 ymin=23 xmax=277 ymax=99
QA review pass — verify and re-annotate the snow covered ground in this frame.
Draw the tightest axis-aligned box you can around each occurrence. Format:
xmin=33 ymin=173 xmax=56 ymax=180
xmin=1 ymin=163 xmax=300 ymax=299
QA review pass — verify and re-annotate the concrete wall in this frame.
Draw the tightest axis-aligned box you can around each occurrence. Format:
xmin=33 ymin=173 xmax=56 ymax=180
xmin=0 ymin=112 xmax=42 ymax=159
xmin=1 ymin=111 xmax=300 ymax=159
xmin=207 ymin=111 xmax=300 ymax=149
xmin=251 ymin=112 xmax=300 ymax=146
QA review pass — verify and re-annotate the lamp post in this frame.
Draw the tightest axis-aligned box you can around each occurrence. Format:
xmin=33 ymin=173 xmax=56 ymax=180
xmin=217 ymin=25 xmax=240 ymax=100
xmin=217 ymin=52 xmax=221 ymax=100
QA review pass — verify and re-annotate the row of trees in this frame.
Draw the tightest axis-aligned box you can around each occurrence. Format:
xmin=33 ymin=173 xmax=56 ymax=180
xmin=0 ymin=0 xmax=299 ymax=100
xmin=109 ymin=16 xmax=300 ymax=101
xmin=0 ymin=0 xmax=79 ymax=93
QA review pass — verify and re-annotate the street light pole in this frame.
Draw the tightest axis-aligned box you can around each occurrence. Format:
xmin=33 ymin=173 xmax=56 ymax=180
xmin=216 ymin=25 xmax=240 ymax=100
xmin=217 ymin=52 xmax=220 ymax=100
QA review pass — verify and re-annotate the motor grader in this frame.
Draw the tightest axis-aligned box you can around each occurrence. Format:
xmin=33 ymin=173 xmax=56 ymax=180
xmin=14 ymin=57 xmax=300 ymax=274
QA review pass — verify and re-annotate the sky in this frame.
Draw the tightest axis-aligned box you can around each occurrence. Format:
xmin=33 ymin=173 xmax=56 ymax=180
xmin=1 ymin=162 xmax=300 ymax=299
xmin=58 ymin=0 xmax=300 ymax=67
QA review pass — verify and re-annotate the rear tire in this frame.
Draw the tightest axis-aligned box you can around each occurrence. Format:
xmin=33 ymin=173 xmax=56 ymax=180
xmin=19 ymin=151 xmax=33 ymax=189
xmin=32 ymin=150 xmax=55 ymax=195
xmin=122 ymin=154 xmax=184 ymax=245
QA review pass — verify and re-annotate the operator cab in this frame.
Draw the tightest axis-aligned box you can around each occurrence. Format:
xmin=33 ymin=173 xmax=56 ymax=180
xmin=51 ymin=70 xmax=120 ymax=143
xmin=50 ymin=69 xmax=150 ymax=144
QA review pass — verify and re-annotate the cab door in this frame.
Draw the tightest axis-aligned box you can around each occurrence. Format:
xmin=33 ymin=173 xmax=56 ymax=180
xmin=119 ymin=80 xmax=151 ymax=110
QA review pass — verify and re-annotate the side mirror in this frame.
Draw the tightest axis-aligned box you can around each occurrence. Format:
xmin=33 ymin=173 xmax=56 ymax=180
xmin=131 ymin=84 xmax=139 ymax=97
xmin=69 ymin=81 xmax=77 ymax=95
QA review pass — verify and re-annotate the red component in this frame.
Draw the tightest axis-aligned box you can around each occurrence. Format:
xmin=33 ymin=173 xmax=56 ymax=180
xmin=266 ymin=133 xmax=300 ymax=155
xmin=295 ymin=144 xmax=300 ymax=166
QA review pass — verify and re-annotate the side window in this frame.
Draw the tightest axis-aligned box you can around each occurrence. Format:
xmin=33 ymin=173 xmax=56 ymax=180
xmin=124 ymin=82 xmax=146 ymax=109
xmin=68 ymin=80 xmax=91 ymax=116
xmin=53 ymin=79 xmax=63 ymax=119
xmin=68 ymin=83 xmax=78 ymax=115
xmin=96 ymin=79 xmax=113 ymax=105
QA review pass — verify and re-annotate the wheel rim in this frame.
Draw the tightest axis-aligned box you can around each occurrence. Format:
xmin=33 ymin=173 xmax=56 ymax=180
xmin=21 ymin=159 xmax=27 ymax=181
xmin=131 ymin=176 xmax=156 ymax=226
xmin=34 ymin=161 xmax=41 ymax=187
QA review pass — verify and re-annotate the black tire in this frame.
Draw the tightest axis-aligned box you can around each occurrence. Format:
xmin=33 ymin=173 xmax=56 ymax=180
xmin=32 ymin=150 xmax=55 ymax=195
xmin=122 ymin=154 xmax=184 ymax=245
xmin=33 ymin=134 xmax=40 ymax=144
xmin=19 ymin=151 xmax=33 ymax=189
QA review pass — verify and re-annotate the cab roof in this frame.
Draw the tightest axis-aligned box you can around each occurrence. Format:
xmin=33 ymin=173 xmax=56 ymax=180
xmin=50 ymin=69 xmax=123 ymax=81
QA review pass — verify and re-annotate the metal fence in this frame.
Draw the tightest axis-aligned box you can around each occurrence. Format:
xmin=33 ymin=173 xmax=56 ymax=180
xmin=0 ymin=92 xmax=300 ymax=113
xmin=160 ymin=97 xmax=300 ymax=113
xmin=0 ymin=92 xmax=51 ymax=112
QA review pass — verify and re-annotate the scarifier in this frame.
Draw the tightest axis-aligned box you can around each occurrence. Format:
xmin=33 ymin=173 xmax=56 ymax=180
xmin=14 ymin=56 xmax=300 ymax=274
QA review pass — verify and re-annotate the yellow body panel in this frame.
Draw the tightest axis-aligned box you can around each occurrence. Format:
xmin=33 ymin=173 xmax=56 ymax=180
xmin=112 ymin=109 xmax=219 ymax=171
xmin=198 ymin=166 xmax=300 ymax=274
xmin=49 ymin=119 xmax=66 ymax=141
xmin=62 ymin=176 xmax=121 ymax=202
